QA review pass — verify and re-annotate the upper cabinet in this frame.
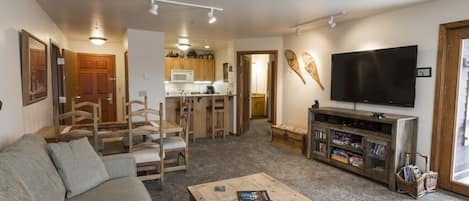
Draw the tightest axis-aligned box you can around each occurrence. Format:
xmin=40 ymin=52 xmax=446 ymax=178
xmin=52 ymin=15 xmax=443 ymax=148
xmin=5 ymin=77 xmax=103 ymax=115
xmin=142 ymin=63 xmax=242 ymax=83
xmin=164 ymin=57 xmax=215 ymax=81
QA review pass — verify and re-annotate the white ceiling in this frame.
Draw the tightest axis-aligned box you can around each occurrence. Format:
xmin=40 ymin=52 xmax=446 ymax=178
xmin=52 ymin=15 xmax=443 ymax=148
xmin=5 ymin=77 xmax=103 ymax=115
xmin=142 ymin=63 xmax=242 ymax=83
xmin=36 ymin=0 xmax=430 ymax=49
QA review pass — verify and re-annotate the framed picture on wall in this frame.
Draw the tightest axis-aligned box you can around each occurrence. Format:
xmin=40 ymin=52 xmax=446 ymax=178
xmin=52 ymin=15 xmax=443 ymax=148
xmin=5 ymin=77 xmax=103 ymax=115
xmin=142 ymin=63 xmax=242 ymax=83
xmin=20 ymin=30 xmax=48 ymax=106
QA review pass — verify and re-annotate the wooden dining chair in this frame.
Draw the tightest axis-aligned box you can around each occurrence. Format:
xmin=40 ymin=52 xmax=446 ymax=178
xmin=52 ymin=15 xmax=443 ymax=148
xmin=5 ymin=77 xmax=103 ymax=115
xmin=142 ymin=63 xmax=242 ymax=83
xmin=127 ymin=97 xmax=165 ymax=187
xmin=71 ymin=98 xmax=102 ymax=126
xmin=164 ymin=95 xmax=190 ymax=173
xmin=58 ymin=102 xmax=100 ymax=151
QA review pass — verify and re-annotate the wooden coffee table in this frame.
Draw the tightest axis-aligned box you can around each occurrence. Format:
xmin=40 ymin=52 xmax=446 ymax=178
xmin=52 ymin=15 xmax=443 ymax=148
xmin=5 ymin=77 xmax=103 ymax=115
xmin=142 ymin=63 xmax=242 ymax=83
xmin=187 ymin=173 xmax=312 ymax=201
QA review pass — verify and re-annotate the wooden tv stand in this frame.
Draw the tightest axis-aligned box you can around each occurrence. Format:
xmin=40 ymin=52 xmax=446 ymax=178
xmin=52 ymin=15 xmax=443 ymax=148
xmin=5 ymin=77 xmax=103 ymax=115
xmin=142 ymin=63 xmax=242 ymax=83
xmin=307 ymin=107 xmax=417 ymax=191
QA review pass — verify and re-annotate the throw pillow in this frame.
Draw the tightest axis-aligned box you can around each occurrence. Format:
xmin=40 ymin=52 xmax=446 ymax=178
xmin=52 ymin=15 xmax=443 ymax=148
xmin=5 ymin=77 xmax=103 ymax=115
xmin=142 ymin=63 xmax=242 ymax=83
xmin=48 ymin=137 xmax=110 ymax=198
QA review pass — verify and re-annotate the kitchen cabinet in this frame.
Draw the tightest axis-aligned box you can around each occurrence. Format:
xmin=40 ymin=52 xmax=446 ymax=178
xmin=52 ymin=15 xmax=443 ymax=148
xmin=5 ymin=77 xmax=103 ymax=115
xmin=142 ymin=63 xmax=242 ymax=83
xmin=164 ymin=57 xmax=215 ymax=81
xmin=251 ymin=93 xmax=266 ymax=118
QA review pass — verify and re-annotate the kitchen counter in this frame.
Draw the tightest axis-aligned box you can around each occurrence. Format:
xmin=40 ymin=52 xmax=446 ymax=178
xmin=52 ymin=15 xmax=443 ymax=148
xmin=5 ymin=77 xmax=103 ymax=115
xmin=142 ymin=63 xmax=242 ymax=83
xmin=165 ymin=93 xmax=234 ymax=139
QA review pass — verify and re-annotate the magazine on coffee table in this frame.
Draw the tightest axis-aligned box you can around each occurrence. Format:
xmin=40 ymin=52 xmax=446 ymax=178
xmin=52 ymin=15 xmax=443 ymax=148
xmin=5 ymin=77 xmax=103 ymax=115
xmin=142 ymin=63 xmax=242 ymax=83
xmin=237 ymin=190 xmax=271 ymax=201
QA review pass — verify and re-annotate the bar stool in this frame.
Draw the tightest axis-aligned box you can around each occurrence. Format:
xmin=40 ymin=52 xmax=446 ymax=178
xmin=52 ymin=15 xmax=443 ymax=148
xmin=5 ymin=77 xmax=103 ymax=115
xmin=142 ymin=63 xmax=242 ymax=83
xmin=176 ymin=96 xmax=195 ymax=142
xmin=206 ymin=96 xmax=228 ymax=139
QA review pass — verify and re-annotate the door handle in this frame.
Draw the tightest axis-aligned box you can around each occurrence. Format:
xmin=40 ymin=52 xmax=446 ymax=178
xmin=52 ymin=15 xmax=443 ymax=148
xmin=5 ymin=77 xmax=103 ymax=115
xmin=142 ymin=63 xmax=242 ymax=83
xmin=75 ymin=96 xmax=81 ymax=99
xmin=107 ymin=93 xmax=113 ymax=104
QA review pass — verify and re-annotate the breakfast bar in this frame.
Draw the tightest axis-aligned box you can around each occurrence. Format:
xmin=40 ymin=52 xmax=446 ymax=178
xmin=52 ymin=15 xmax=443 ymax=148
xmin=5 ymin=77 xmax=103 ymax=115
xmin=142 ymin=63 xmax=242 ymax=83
xmin=166 ymin=94 xmax=235 ymax=140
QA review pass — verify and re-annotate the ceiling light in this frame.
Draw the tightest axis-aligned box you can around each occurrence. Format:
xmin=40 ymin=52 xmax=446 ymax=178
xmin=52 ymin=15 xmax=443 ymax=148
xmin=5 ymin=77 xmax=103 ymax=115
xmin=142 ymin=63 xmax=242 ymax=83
xmin=177 ymin=44 xmax=191 ymax=51
xmin=89 ymin=37 xmax=107 ymax=46
xmin=208 ymin=8 xmax=216 ymax=24
xmin=148 ymin=0 xmax=159 ymax=16
xmin=177 ymin=38 xmax=191 ymax=51
xmin=328 ymin=16 xmax=336 ymax=29
xmin=295 ymin=26 xmax=301 ymax=36
xmin=204 ymin=45 xmax=210 ymax=49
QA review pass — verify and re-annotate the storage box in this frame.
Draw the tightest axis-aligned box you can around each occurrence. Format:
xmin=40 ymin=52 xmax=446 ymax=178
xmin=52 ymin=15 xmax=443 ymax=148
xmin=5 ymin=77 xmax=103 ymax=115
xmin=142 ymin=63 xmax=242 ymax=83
xmin=271 ymin=125 xmax=306 ymax=155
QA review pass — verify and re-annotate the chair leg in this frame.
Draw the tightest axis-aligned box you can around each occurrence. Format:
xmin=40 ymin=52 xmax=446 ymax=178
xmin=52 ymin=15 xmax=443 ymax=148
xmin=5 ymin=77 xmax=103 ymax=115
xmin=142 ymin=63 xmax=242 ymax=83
xmin=211 ymin=111 xmax=215 ymax=140
xmin=184 ymin=148 xmax=189 ymax=172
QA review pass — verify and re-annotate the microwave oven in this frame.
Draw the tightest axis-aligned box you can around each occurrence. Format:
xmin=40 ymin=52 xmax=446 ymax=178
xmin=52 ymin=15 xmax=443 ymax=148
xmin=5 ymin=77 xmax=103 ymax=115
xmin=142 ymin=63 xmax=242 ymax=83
xmin=171 ymin=69 xmax=194 ymax=82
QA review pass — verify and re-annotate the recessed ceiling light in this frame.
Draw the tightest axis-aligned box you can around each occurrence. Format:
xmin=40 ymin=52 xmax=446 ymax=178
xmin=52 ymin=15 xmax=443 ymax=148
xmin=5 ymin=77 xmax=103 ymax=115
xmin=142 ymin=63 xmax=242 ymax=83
xmin=204 ymin=45 xmax=210 ymax=49
xmin=89 ymin=37 xmax=107 ymax=46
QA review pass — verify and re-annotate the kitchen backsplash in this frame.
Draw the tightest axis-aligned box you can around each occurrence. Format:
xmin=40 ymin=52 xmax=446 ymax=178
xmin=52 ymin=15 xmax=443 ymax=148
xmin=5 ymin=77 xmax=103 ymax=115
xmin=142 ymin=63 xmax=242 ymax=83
xmin=165 ymin=80 xmax=233 ymax=95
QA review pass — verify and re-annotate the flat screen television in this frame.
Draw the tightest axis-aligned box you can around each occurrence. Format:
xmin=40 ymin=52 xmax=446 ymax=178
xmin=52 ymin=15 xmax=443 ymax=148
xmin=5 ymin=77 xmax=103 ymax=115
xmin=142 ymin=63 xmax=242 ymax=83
xmin=331 ymin=45 xmax=417 ymax=107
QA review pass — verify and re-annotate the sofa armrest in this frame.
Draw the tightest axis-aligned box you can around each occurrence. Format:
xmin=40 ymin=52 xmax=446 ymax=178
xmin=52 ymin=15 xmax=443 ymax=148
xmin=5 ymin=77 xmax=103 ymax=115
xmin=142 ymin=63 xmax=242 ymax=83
xmin=102 ymin=154 xmax=136 ymax=179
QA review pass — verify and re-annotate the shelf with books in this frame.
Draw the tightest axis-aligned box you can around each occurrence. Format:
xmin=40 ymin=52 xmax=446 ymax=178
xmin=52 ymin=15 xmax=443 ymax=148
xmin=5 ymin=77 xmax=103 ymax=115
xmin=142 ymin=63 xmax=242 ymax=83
xmin=330 ymin=148 xmax=364 ymax=169
xmin=330 ymin=130 xmax=363 ymax=154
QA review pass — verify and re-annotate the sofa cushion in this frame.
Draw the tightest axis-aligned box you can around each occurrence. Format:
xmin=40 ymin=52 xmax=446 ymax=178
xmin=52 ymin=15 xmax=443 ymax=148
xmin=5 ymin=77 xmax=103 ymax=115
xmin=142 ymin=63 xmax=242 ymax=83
xmin=0 ymin=161 xmax=36 ymax=201
xmin=0 ymin=134 xmax=65 ymax=201
xmin=66 ymin=177 xmax=152 ymax=201
xmin=48 ymin=138 xmax=110 ymax=198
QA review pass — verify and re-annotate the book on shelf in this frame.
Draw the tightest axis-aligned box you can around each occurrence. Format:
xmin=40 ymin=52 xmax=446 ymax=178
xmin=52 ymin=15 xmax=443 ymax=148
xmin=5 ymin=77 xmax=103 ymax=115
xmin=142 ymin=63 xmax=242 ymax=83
xmin=313 ymin=142 xmax=327 ymax=154
xmin=349 ymin=155 xmax=363 ymax=168
xmin=237 ymin=191 xmax=271 ymax=201
xmin=331 ymin=149 xmax=349 ymax=164
xmin=368 ymin=143 xmax=386 ymax=159
xmin=314 ymin=129 xmax=326 ymax=140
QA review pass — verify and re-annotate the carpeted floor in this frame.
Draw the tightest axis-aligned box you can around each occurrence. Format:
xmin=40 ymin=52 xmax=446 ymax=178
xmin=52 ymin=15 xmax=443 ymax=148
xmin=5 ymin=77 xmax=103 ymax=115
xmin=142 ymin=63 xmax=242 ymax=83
xmin=145 ymin=119 xmax=468 ymax=201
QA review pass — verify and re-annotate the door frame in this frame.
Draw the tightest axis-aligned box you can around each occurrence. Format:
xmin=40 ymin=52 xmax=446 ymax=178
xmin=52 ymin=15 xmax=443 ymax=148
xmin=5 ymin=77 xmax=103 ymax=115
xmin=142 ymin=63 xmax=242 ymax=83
xmin=49 ymin=41 xmax=63 ymax=127
xmin=431 ymin=19 xmax=469 ymax=196
xmin=236 ymin=50 xmax=278 ymax=135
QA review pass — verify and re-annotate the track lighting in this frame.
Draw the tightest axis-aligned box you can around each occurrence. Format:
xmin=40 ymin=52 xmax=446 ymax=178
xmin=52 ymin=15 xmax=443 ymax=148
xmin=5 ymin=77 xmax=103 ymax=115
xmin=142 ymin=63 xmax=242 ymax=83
xmin=328 ymin=16 xmax=336 ymax=29
xmin=290 ymin=11 xmax=345 ymax=34
xmin=148 ymin=0 xmax=223 ymax=24
xmin=208 ymin=8 xmax=216 ymax=24
xmin=295 ymin=25 xmax=301 ymax=36
xmin=148 ymin=0 xmax=159 ymax=16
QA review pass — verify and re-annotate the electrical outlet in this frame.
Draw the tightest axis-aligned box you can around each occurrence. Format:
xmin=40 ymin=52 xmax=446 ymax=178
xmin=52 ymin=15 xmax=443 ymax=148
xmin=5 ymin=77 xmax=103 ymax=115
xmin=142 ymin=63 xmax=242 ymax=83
xmin=138 ymin=90 xmax=147 ymax=97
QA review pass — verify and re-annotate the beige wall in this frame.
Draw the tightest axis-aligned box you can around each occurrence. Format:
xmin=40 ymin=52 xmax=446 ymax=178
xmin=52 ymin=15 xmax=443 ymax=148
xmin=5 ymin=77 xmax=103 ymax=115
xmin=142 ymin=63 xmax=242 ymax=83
xmin=68 ymin=40 xmax=127 ymax=121
xmin=281 ymin=0 xmax=469 ymax=161
xmin=127 ymin=29 xmax=165 ymax=117
xmin=232 ymin=37 xmax=284 ymax=127
xmin=0 ymin=0 xmax=67 ymax=148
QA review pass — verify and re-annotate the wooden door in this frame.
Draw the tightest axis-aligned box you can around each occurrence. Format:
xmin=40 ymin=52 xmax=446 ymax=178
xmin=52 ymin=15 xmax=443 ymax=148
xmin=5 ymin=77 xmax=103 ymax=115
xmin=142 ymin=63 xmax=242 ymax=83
xmin=432 ymin=21 xmax=469 ymax=196
xmin=76 ymin=53 xmax=116 ymax=122
xmin=237 ymin=55 xmax=251 ymax=134
xmin=63 ymin=49 xmax=78 ymax=114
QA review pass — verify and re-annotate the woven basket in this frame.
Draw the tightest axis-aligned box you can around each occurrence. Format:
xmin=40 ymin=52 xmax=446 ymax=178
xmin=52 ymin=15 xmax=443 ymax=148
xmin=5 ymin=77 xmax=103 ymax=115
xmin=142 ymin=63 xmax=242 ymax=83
xmin=395 ymin=153 xmax=438 ymax=199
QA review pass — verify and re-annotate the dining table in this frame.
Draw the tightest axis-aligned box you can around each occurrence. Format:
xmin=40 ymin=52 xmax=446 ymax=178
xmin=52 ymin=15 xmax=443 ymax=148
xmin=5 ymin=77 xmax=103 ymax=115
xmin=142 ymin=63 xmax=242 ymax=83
xmin=37 ymin=120 xmax=183 ymax=143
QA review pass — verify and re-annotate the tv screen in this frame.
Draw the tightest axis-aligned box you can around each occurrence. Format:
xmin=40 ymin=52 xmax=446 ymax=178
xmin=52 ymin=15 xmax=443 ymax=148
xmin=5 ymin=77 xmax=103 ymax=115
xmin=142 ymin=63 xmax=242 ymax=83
xmin=331 ymin=45 xmax=417 ymax=107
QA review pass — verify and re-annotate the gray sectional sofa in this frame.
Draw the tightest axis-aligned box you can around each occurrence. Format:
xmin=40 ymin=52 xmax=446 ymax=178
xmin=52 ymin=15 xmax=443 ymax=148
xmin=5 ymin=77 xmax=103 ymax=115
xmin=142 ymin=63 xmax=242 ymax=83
xmin=0 ymin=134 xmax=152 ymax=201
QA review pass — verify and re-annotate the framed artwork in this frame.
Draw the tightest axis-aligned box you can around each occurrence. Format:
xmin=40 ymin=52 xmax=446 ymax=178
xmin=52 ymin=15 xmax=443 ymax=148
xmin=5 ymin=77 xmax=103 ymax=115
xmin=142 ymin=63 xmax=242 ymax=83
xmin=416 ymin=67 xmax=431 ymax=78
xmin=20 ymin=30 xmax=48 ymax=105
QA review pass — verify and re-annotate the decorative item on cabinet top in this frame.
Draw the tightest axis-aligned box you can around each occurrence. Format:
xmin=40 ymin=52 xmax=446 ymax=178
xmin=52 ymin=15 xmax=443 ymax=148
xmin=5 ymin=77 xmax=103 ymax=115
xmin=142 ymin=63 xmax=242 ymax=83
xmin=284 ymin=49 xmax=306 ymax=84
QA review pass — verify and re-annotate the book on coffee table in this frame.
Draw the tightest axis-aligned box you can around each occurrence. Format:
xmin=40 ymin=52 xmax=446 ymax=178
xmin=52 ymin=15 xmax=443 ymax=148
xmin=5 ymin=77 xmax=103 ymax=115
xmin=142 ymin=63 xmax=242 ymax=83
xmin=237 ymin=190 xmax=271 ymax=201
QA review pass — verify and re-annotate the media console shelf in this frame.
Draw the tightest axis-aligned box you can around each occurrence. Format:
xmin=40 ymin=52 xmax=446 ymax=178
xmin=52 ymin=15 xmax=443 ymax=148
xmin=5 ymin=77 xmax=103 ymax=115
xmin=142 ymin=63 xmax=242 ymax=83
xmin=307 ymin=107 xmax=417 ymax=191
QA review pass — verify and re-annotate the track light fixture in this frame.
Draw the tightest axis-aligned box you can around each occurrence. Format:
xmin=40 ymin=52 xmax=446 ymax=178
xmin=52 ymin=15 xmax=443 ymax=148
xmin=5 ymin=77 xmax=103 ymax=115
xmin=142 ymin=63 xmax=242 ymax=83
xmin=148 ymin=0 xmax=223 ymax=24
xmin=291 ymin=11 xmax=345 ymax=34
xmin=295 ymin=25 xmax=301 ymax=36
xmin=148 ymin=0 xmax=159 ymax=16
xmin=328 ymin=16 xmax=336 ymax=29
xmin=208 ymin=8 xmax=216 ymax=24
